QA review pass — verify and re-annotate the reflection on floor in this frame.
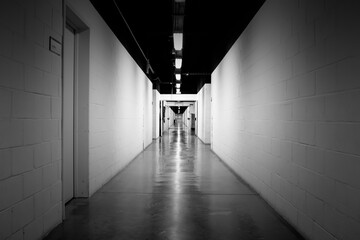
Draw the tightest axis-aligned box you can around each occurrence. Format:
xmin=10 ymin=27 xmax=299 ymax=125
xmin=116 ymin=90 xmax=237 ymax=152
xmin=45 ymin=121 xmax=304 ymax=240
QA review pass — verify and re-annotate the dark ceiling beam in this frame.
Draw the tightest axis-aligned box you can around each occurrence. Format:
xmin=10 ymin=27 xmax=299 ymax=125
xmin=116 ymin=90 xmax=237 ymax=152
xmin=173 ymin=15 xmax=184 ymax=32
xmin=173 ymin=1 xmax=185 ymax=14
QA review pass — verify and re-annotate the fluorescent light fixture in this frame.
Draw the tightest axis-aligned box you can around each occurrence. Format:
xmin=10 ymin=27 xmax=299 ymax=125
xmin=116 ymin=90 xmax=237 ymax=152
xmin=175 ymin=74 xmax=181 ymax=80
xmin=175 ymin=58 xmax=182 ymax=69
xmin=176 ymin=83 xmax=180 ymax=88
xmin=173 ymin=33 xmax=183 ymax=50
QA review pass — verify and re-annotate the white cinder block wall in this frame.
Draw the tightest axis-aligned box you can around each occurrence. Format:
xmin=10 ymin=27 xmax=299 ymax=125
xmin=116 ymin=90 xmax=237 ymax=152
xmin=0 ymin=0 xmax=63 ymax=239
xmin=0 ymin=0 xmax=153 ymax=238
xmin=68 ymin=0 xmax=153 ymax=195
xmin=212 ymin=0 xmax=360 ymax=239
xmin=197 ymin=84 xmax=211 ymax=144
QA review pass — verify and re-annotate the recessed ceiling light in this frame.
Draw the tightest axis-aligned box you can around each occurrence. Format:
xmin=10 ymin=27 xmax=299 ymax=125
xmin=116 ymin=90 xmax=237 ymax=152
xmin=173 ymin=33 xmax=183 ymax=51
xmin=175 ymin=58 xmax=182 ymax=69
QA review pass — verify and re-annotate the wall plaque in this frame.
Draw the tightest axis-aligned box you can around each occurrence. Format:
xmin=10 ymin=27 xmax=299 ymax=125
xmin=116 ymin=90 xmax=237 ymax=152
xmin=49 ymin=37 xmax=62 ymax=56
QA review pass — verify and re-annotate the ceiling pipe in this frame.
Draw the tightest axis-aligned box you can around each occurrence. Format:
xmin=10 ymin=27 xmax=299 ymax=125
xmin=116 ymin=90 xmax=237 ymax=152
xmin=183 ymin=72 xmax=211 ymax=76
xmin=112 ymin=0 xmax=157 ymax=78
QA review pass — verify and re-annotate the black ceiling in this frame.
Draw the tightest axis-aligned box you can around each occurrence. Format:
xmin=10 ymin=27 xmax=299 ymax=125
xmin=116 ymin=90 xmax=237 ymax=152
xmin=90 ymin=0 xmax=265 ymax=94
xmin=170 ymin=106 xmax=188 ymax=114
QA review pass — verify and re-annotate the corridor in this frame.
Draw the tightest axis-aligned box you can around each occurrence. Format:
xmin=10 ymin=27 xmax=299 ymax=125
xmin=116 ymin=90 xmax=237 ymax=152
xmin=45 ymin=121 xmax=303 ymax=240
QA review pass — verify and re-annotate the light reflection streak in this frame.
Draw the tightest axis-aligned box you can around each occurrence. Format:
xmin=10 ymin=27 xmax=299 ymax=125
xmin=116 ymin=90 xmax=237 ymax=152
xmin=170 ymin=117 xmax=183 ymax=239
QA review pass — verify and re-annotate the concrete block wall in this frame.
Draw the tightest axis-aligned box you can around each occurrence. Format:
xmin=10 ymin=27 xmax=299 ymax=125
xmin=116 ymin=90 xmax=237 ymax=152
xmin=212 ymin=0 xmax=360 ymax=239
xmin=197 ymin=84 xmax=211 ymax=144
xmin=68 ymin=0 xmax=154 ymax=196
xmin=0 ymin=0 xmax=63 ymax=239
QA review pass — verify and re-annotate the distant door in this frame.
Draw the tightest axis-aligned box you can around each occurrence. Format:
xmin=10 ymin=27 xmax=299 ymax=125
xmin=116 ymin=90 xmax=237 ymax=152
xmin=191 ymin=113 xmax=195 ymax=129
xmin=159 ymin=102 xmax=161 ymax=136
xmin=63 ymin=26 xmax=75 ymax=203
xmin=162 ymin=103 xmax=166 ymax=132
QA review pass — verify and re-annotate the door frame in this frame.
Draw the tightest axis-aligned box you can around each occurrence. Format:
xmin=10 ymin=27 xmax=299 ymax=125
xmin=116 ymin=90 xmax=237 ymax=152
xmin=159 ymin=101 xmax=161 ymax=136
xmin=63 ymin=24 xmax=76 ymax=204
xmin=62 ymin=3 xmax=90 ymax=219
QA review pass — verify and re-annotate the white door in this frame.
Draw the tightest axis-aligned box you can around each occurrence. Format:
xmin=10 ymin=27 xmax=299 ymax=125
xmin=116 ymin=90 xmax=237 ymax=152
xmin=63 ymin=26 xmax=75 ymax=203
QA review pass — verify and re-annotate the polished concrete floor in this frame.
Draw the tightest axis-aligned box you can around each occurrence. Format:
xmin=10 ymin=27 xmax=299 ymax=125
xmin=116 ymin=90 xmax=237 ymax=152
xmin=45 ymin=121 xmax=304 ymax=240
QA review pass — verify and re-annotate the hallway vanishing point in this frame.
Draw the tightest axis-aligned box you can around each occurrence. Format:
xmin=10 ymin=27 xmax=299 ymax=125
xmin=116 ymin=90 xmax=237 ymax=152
xmin=45 ymin=121 xmax=304 ymax=240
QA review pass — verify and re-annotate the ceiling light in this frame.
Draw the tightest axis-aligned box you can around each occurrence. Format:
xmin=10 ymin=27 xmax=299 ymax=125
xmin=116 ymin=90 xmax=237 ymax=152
xmin=176 ymin=83 xmax=180 ymax=88
xmin=173 ymin=33 xmax=183 ymax=51
xmin=175 ymin=58 xmax=182 ymax=69
xmin=175 ymin=74 xmax=181 ymax=80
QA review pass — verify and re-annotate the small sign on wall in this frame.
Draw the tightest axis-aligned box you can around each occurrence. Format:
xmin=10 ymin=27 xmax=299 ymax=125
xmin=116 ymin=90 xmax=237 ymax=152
xmin=49 ymin=37 xmax=62 ymax=56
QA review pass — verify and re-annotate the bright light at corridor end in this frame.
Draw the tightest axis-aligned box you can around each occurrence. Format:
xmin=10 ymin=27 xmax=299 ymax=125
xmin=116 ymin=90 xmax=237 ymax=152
xmin=173 ymin=33 xmax=183 ymax=51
